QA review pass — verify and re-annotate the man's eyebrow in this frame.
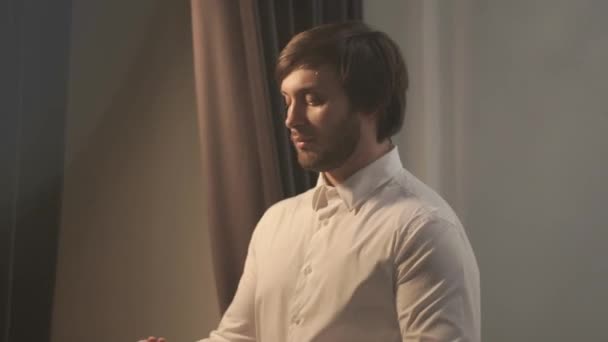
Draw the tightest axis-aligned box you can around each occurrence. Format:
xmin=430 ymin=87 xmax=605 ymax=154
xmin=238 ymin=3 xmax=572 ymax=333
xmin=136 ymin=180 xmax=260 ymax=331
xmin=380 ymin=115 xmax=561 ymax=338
xmin=280 ymin=85 xmax=321 ymax=96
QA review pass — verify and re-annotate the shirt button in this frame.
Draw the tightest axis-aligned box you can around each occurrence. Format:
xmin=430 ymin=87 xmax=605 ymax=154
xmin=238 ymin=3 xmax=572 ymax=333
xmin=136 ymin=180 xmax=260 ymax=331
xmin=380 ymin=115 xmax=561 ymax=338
xmin=304 ymin=265 xmax=312 ymax=275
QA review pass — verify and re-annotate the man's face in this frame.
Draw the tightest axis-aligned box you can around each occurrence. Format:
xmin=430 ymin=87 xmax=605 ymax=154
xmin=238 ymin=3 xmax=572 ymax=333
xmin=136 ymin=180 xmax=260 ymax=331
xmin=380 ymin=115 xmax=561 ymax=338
xmin=280 ymin=64 xmax=361 ymax=172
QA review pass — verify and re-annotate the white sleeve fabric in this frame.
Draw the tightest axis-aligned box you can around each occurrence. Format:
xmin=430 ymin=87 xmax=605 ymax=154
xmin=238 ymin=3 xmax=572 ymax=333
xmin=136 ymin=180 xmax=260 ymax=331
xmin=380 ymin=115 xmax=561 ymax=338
xmin=393 ymin=213 xmax=478 ymax=342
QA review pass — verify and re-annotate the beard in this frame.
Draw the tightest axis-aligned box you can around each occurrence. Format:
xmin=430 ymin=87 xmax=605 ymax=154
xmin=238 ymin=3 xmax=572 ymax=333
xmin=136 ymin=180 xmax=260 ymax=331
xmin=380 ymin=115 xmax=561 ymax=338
xmin=295 ymin=113 xmax=361 ymax=172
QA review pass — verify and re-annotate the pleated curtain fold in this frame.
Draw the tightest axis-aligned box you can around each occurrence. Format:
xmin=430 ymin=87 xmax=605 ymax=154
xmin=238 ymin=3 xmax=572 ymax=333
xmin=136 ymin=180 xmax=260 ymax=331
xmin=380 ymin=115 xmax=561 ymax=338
xmin=190 ymin=0 xmax=361 ymax=313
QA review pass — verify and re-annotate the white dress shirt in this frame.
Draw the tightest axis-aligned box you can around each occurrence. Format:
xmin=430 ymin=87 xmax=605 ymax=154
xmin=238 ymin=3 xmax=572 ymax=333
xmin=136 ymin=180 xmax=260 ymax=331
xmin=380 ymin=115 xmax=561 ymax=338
xmin=199 ymin=146 xmax=480 ymax=342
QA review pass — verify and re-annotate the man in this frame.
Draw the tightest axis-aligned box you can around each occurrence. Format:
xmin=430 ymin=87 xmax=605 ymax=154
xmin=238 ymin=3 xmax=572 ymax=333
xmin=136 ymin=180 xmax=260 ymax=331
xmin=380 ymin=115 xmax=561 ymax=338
xmin=144 ymin=21 xmax=480 ymax=342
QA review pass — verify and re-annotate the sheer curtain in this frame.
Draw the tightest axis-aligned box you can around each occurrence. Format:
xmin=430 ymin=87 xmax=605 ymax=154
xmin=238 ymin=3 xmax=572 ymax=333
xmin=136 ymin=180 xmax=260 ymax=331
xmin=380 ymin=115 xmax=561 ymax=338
xmin=364 ymin=0 xmax=473 ymax=220
xmin=365 ymin=1 xmax=608 ymax=341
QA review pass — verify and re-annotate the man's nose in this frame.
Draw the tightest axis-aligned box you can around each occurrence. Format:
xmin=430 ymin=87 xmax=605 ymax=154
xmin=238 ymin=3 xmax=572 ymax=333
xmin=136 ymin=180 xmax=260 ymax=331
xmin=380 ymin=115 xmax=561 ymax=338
xmin=284 ymin=102 xmax=306 ymax=129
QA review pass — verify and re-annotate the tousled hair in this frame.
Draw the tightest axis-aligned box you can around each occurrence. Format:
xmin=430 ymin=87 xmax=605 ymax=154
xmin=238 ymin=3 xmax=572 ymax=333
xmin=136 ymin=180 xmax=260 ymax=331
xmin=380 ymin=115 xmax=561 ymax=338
xmin=275 ymin=21 xmax=408 ymax=142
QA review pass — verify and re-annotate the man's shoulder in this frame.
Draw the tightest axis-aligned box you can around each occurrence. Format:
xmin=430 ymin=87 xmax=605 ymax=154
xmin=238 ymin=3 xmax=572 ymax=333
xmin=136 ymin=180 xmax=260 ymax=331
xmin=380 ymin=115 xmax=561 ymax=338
xmin=386 ymin=170 xmax=462 ymax=230
xmin=260 ymin=186 xmax=316 ymax=220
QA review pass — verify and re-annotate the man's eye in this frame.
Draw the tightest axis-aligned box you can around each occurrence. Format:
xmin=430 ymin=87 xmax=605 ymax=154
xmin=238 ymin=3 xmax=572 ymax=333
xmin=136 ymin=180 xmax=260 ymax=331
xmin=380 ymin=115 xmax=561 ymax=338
xmin=305 ymin=95 xmax=321 ymax=105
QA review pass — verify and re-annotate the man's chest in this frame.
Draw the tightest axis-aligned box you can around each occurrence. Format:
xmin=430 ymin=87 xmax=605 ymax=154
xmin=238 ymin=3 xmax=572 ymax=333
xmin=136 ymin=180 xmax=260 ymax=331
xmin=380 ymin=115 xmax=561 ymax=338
xmin=254 ymin=203 xmax=398 ymax=321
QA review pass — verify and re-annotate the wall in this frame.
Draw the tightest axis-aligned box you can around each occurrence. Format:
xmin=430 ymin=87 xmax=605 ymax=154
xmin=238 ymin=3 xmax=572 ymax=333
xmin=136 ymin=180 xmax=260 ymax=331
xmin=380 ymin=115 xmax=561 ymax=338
xmin=365 ymin=0 xmax=608 ymax=341
xmin=51 ymin=1 xmax=220 ymax=341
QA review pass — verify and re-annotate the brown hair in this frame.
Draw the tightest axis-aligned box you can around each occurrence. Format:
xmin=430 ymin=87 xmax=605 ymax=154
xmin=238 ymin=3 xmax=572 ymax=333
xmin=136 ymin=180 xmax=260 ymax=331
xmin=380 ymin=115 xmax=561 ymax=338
xmin=275 ymin=21 xmax=408 ymax=142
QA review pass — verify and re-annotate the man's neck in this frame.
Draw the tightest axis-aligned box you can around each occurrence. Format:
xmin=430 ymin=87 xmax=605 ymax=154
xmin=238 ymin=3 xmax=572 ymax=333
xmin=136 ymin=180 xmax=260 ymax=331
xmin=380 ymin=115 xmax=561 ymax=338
xmin=323 ymin=139 xmax=394 ymax=186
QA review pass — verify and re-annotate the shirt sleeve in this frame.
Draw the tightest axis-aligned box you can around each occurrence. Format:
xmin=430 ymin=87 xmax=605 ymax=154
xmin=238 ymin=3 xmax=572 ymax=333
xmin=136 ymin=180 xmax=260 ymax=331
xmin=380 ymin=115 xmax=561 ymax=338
xmin=393 ymin=212 xmax=475 ymax=342
xmin=197 ymin=218 xmax=262 ymax=342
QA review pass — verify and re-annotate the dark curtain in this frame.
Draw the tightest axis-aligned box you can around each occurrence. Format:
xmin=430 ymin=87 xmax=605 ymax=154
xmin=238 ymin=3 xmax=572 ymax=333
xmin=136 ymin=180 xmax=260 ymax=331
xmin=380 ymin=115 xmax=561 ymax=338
xmin=257 ymin=0 xmax=363 ymax=197
xmin=191 ymin=0 xmax=361 ymax=314
xmin=1 ymin=0 xmax=71 ymax=341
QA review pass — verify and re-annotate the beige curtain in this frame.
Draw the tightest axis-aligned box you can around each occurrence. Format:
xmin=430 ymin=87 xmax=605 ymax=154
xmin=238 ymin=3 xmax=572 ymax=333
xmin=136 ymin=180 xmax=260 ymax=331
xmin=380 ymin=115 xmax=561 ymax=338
xmin=190 ymin=0 xmax=283 ymax=313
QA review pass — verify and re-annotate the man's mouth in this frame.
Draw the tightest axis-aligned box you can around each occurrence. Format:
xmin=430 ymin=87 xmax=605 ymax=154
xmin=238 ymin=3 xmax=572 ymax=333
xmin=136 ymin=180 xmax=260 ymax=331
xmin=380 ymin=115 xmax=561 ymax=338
xmin=291 ymin=135 xmax=314 ymax=148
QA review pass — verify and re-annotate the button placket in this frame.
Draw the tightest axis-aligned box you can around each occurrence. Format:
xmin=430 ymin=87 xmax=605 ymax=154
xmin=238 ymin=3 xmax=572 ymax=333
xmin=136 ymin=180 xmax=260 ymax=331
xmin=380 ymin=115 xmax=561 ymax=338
xmin=303 ymin=264 xmax=312 ymax=275
xmin=290 ymin=212 xmax=329 ymax=330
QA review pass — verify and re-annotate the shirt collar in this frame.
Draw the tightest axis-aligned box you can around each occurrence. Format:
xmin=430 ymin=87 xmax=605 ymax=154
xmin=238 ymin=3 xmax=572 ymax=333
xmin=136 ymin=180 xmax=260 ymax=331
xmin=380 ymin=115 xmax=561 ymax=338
xmin=312 ymin=145 xmax=403 ymax=212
